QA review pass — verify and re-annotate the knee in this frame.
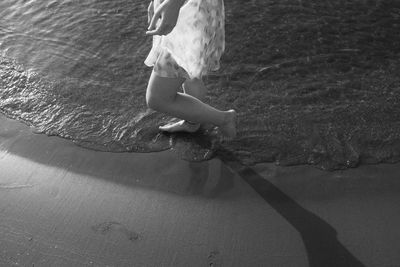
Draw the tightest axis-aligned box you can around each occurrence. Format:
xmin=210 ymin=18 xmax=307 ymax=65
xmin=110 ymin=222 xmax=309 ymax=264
xmin=146 ymin=73 xmax=182 ymax=110
xmin=146 ymin=91 xmax=174 ymax=111
xmin=146 ymin=92 xmax=161 ymax=110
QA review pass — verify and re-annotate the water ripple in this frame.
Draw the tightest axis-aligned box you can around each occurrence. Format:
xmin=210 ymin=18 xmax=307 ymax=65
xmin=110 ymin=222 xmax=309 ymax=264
xmin=1 ymin=0 xmax=400 ymax=169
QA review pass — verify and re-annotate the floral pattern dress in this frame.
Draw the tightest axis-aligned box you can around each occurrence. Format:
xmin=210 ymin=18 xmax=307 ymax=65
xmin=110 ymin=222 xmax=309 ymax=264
xmin=144 ymin=0 xmax=225 ymax=80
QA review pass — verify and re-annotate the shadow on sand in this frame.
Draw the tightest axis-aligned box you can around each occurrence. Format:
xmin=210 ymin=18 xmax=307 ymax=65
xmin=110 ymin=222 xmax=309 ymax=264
xmin=220 ymin=151 xmax=366 ymax=267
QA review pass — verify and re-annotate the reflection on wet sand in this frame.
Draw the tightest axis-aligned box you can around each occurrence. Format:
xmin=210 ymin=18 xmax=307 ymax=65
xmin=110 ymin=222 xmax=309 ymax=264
xmin=187 ymin=161 xmax=234 ymax=197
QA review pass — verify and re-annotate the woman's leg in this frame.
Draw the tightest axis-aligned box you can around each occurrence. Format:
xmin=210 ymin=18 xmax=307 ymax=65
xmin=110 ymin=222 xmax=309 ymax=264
xmin=146 ymin=71 xmax=236 ymax=138
xmin=182 ymin=78 xmax=207 ymax=101
xmin=159 ymin=78 xmax=206 ymax=133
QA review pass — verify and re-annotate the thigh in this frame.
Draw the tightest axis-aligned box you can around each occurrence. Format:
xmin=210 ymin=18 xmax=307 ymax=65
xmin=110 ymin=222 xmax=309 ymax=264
xmin=146 ymin=70 xmax=185 ymax=103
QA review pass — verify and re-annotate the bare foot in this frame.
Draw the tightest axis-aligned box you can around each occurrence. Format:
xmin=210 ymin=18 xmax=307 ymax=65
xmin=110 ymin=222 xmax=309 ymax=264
xmin=219 ymin=110 xmax=237 ymax=140
xmin=159 ymin=120 xmax=201 ymax=133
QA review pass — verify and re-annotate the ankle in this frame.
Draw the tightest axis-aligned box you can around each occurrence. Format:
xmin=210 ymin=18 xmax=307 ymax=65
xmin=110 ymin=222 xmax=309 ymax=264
xmin=221 ymin=110 xmax=234 ymax=126
xmin=185 ymin=120 xmax=199 ymax=126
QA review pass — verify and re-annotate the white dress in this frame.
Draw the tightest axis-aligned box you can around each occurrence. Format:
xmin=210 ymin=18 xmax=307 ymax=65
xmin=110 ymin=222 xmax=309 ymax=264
xmin=144 ymin=0 xmax=225 ymax=80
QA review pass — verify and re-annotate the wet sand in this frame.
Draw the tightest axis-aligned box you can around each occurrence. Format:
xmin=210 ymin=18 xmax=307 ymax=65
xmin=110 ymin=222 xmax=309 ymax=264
xmin=1 ymin=114 xmax=400 ymax=267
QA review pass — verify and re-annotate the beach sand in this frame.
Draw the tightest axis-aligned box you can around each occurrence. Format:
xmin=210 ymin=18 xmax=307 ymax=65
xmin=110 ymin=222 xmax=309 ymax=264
xmin=1 ymin=113 xmax=400 ymax=267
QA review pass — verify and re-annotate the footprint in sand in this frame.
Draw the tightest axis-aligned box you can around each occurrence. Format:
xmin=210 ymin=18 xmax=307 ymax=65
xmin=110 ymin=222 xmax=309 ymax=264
xmin=208 ymin=250 xmax=222 ymax=267
xmin=91 ymin=221 xmax=140 ymax=242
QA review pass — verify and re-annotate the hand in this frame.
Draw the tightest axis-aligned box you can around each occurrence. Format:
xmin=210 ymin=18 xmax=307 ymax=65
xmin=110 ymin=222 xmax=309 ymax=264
xmin=146 ymin=0 xmax=184 ymax=36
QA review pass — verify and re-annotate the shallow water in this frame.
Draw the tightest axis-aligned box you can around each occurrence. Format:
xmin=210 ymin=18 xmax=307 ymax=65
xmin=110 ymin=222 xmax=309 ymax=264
xmin=1 ymin=0 xmax=400 ymax=169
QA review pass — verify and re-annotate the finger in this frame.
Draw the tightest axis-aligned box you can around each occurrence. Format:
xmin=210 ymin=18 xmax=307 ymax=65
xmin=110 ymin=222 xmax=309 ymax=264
xmin=146 ymin=24 xmax=174 ymax=35
xmin=147 ymin=28 xmax=173 ymax=36
xmin=146 ymin=26 xmax=163 ymax=36
xmin=147 ymin=2 xmax=154 ymax=24
xmin=148 ymin=11 xmax=154 ymax=24
xmin=147 ymin=15 xmax=165 ymax=35
xmin=148 ymin=8 xmax=161 ymax=31
xmin=146 ymin=25 xmax=167 ymax=36
xmin=146 ymin=18 xmax=171 ymax=36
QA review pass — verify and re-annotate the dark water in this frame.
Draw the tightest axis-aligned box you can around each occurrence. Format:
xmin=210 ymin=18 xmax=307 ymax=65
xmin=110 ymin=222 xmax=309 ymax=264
xmin=1 ymin=0 xmax=400 ymax=169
